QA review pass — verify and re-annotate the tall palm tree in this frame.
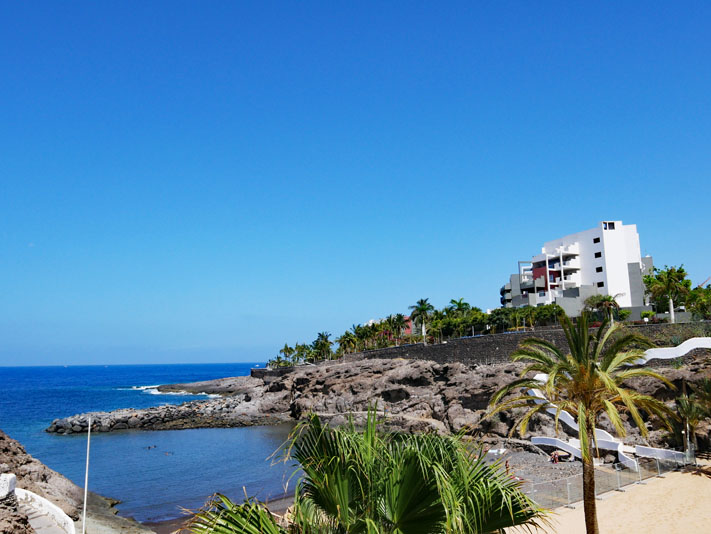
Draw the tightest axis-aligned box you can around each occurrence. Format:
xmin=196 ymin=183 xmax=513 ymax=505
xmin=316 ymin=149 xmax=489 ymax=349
xmin=675 ymin=394 xmax=703 ymax=453
xmin=336 ymin=331 xmax=357 ymax=355
xmin=584 ymin=294 xmax=623 ymax=324
xmin=187 ymin=410 xmax=545 ymax=534
xmin=279 ymin=343 xmax=295 ymax=363
xmin=644 ymin=265 xmax=691 ymax=324
xmin=598 ymin=295 xmax=622 ymax=324
xmin=447 ymin=298 xmax=471 ymax=316
xmin=409 ymin=298 xmax=435 ymax=344
xmin=488 ymin=312 xmax=673 ymax=534
xmin=520 ymin=306 xmax=536 ymax=330
xmin=312 ymin=332 xmax=333 ymax=361
xmin=392 ymin=313 xmax=407 ymax=346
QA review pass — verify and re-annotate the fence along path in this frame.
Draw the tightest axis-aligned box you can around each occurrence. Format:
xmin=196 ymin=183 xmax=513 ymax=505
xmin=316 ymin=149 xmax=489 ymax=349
xmin=522 ymin=456 xmax=688 ymax=509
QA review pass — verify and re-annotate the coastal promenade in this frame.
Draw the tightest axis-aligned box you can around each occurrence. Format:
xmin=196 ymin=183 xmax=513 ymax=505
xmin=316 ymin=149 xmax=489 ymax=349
xmin=520 ymin=461 xmax=711 ymax=534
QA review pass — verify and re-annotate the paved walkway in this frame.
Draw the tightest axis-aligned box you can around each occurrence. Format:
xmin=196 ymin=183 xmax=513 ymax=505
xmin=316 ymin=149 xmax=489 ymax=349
xmin=510 ymin=461 xmax=711 ymax=534
xmin=19 ymin=502 xmax=66 ymax=534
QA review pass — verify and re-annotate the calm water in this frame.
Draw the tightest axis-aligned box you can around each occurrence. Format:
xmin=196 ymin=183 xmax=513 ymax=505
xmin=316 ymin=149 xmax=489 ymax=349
xmin=0 ymin=364 xmax=296 ymax=522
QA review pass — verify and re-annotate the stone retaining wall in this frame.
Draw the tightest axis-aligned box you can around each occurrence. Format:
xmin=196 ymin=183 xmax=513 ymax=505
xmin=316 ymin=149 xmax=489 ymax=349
xmin=256 ymin=322 xmax=711 ymax=376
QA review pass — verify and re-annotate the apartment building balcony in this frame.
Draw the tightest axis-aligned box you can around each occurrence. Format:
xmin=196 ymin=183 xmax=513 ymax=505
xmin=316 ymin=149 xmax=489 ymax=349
xmin=551 ymin=259 xmax=581 ymax=271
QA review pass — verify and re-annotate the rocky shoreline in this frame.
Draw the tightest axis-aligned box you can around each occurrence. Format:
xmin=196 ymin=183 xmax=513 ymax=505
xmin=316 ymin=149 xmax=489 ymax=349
xmin=45 ymin=354 xmax=711 ymax=449
xmin=0 ymin=429 xmax=152 ymax=534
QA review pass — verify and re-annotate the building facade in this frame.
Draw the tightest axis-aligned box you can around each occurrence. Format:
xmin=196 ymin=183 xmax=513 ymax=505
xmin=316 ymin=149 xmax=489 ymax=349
xmin=500 ymin=221 xmax=653 ymax=318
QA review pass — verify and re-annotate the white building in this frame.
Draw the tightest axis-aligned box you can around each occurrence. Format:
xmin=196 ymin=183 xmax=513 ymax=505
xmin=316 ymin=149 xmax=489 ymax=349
xmin=500 ymin=221 xmax=653 ymax=318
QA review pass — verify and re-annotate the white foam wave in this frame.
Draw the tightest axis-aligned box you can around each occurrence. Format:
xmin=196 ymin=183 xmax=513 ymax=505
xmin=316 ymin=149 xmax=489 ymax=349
xmin=119 ymin=385 xmax=216 ymax=398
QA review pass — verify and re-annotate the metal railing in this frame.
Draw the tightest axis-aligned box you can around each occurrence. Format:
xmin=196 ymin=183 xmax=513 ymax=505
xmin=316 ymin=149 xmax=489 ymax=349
xmin=520 ymin=456 xmax=693 ymax=510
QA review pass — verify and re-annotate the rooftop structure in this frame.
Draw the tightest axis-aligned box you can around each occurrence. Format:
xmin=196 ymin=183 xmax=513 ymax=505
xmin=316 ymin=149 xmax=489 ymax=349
xmin=500 ymin=221 xmax=653 ymax=318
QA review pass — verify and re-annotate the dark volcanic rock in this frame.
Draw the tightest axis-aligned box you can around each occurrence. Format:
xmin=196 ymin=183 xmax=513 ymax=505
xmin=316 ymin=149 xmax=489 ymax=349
xmin=0 ymin=491 xmax=34 ymax=534
xmin=0 ymin=429 xmax=83 ymax=519
xmin=46 ymin=352 xmax=711 ymax=450
xmin=0 ymin=430 xmax=153 ymax=534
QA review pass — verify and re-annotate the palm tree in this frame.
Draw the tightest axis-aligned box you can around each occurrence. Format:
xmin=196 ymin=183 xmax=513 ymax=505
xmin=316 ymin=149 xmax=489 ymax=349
xmin=598 ymin=295 xmax=621 ymax=324
xmin=447 ymin=298 xmax=471 ymax=316
xmin=336 ymin=331 xmax=357 ymax=355
xmin=409 ymin=298 xmax=435 ymax=344
xmin=644 ymin=265 xmax=691 ymax=324
xmin=686 ymin=286 xmax=711 ymax=320
xmin=279 ymin=343 xmax=294 ymax=364
xmin=312 ymin=332 xmax=333 ymax=361
xmin=350 ymin=324 xmax=366 ymax=352
xmin=520 ymin=306 xmax=536 ymax=330
xmin=392 ymin=313 xmax=407 ymax=346
xmin=294 ymin=343 xmax=312 ymax=364
xmin=675 ymin=394 xmax=703 ymax=454
xmin=584 ymin=294 xmax=623 ymax=324
xmin=187 ymin=410 xmax=545 ymax=534
xmin=693 ymin=378 xmax=711 ymax=416
xmin=488 ymin=312 xmax=673 ymax=534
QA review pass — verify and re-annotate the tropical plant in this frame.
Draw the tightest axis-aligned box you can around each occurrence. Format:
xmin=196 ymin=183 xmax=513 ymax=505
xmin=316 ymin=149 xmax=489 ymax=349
xmin=488 ymin=308 xmax=513 ymax=333
xmin=392 ymin=313 xmax=407 ymax=345
xmin=532 ymin=304 xmax=563 ymax=327
xmin=187 ymin=410 xmax=545 ymax=534
xmin=488 ymin=312 xmax=674 ymax=534
xmin=280 ymin=344 xmax=295 ymax=362
xmin=409 ymin=298 xmax=435 ymax=344
xmin=294 ymin=343 xmax=312 ymax=364
xmin=694 ymin=378 xmax=711 ymax=415
xmin=584 ymin=294 xmax=622 ymax=324
xmin=446 ymin=298 xmax=471 ymax=316
xmin=336 ymin=331 xmax=358 ymax=355
xmin=686 ymin=286 xmax=711 ymax=320
xmin=644 ymin=265 xmax=692 ymax=324
xmin=519 ymin=306 xmax=536 ymax=330
xmin=641 ymin=310 xmax=656 ymax=321
xmin=675 ymin=394 xmax=704 ymax=452
xmin=312 ymin=332 xmax=333 ymax=361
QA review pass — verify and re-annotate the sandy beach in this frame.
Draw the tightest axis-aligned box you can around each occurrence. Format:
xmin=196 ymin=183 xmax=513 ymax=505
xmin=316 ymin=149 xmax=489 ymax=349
xmin=514 ymin=461 xmax=711 ymax=534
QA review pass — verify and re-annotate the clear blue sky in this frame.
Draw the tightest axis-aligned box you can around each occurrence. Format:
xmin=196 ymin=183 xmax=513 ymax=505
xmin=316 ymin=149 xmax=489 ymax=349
xmin=1 ymin=2 xmax=710 ymax=365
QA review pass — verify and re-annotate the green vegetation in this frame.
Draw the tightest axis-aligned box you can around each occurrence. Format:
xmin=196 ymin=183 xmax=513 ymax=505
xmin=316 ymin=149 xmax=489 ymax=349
xmin=267 ymin=301 xmax=564 ymax=367
xmin=408 ymin=298 xmax=435 ymax=344
xmin=687 ymin=284 xmax=711 ymax=320
xmin=640 ymin=310 xmax=656 ymax=321
xmin=186 ymin=410 xmax=545 ymax=534
xmin=488 ymin=313 xmax=674 ymax=534
xmin=583 ymin=294 xmax=621 ymax=323
xmin=644 ymin=265 xmax=692 ymax=323
xmin=670 ymin=380 xmax=711 ymax=452
xmin=265 ymin=267 xmax=710 ymax=368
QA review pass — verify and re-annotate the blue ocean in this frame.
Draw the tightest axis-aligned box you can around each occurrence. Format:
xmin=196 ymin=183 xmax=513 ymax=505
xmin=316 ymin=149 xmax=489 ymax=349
xmin=0 ymin=364 xmax=296 ymax=522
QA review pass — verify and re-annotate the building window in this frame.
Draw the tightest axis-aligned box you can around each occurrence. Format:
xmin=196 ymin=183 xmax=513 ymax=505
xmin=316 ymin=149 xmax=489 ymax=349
xmin=603 ymin=221 xmax=616 ymax=230
xmin=593 ymin=237 xmax=601 ymax=244
xmin=594 ymin=251 xmax=602 ymax=258
xmin=596 ymin=266 xmax=603 ymax=273
xmin=549 ymin=274 xmax=556 ymax=282
xmin=539 ymin=291 xmax=545 ymax=297
xmin=597 ymin=281 xmax=605 ymax=288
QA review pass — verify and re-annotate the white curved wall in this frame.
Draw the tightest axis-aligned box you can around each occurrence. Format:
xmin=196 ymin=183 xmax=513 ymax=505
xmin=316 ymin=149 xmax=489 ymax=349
xmin=641 ymin=338 xmax=711 ymax=362
xmin=15 ymin=488 xmax=76 ymax=534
